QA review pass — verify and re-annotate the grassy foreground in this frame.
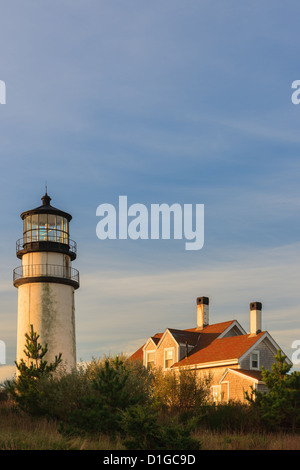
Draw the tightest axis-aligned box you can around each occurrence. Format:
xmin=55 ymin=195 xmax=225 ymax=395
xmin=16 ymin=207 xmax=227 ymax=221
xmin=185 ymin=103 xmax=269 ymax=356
xmin=0 ymin=402 xmax=300 ymax=451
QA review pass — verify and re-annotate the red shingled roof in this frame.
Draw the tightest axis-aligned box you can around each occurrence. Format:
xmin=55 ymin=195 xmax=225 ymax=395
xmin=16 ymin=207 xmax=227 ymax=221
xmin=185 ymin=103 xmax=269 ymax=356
xmin=172 ymin=330 xmax=265 ymax=368
xmin=226 ymin=369 xmax=263 ymax=381
xmin=129 ymin=319 xmax=266 ymax=368
xmin=129 ymin=344 xmax=144 ymax=362
xmin=129 ymin=333 xmax=163 ymax=362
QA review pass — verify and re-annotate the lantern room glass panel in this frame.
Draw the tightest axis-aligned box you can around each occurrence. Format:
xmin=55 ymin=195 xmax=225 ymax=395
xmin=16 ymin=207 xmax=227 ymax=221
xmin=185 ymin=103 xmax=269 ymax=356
xmin=31 ymin=214 xmax=38 ymax=242
xmin=63 ymin=218 xmax=69 ymax=244
xmin=38 ymin=214 xmax=48 ymax=241
xmin=48 ymin=214 xmax=56 ymax=241
xmin=56 ymin=216 xmax=63 ymax=242
xmin=23 ymin=216 xmax=31 ymax=243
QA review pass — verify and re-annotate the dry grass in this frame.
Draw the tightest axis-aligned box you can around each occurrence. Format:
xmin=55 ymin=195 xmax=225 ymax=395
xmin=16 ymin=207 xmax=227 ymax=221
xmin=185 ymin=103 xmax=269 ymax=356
xmin=0 ymin=402 xmax=123 ymax=450
xmin=1 ymin=402 xmax=300 ymax=450
xmin=195 ymin=429 xmax=300 ymax=450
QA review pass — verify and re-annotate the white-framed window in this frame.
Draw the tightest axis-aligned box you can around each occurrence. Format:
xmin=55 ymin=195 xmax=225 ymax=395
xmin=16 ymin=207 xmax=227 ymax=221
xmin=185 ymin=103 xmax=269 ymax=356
xmin=146 ymin=351 xmax=155 ymax=369
xmin=164 ymin=348 xmax=175 ymax=368
xmin=250 ymin=350 xmax=260 ymax=370
xmin=211 ymin=385 xmax=221 ymax=402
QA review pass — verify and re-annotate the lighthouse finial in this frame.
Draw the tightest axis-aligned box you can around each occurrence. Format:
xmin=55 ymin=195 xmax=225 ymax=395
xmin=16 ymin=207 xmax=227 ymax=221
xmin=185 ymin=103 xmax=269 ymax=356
xmin=41 ymin=183 xmax=51 ymax=206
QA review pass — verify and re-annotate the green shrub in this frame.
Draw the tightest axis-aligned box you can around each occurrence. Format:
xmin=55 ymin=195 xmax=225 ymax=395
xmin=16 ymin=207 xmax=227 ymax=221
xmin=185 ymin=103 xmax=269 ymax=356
xmin=32 ymin=365 xmax=93 ymax=421
xmin=195 ymin=401 xmax=256 ymax=433
xmin=0 ymin=384 xmax=10 ymax=403
xmin=61 ymin=357 xmax=154 ymax=436
xmin=246 ymin=350 xmax=300 ymax=432
xmin=152 ymin=367 xmax=212 ymax=414
xmin=5 ymin=325 xmax=62 ymax=416
xmin=121 ymin=404 xmax=201 ymax=450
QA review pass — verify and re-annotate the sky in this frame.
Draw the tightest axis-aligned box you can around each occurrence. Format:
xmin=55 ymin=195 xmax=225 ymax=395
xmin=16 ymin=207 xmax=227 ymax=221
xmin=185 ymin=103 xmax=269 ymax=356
xmin=1 ymin=0 xmax=300 ymax=380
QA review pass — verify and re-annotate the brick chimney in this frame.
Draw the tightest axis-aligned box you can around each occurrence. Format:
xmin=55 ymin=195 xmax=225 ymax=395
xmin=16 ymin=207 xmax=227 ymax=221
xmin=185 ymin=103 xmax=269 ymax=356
xmin=250 ymin=301 xmax=262 ymax=335
xmin=197 ymin=296 xmax=209 ymax=329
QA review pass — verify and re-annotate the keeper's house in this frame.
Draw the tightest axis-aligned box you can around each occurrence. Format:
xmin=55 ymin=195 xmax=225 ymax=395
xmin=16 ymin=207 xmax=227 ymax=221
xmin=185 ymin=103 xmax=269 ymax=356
xmin=130 ymin=297 xmax=292 ymax=402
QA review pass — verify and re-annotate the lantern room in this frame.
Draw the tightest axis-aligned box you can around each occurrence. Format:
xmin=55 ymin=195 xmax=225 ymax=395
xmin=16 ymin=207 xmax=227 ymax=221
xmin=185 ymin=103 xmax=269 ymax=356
xmin=16 ymin=192 xmax=77 ymax=261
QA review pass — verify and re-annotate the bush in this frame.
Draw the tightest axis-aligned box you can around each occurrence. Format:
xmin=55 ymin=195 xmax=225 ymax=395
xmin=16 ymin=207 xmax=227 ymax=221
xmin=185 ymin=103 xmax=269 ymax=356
xmin=0 ymin=384 xmax=10 ymax=403
xmin=246 ymin=350 xmax=300 ymax=432
xmin=121 ymin=404 xmax=201 ymax=450
xmin=195 ymin=401 xmax=257 ymax=433
xmin=5 ymin=325 xmax=62 ymax=416
xmin=31 ymin=364 xmax=93 ymax=421
xmin=152 ymin=367 xmax=212 ymax=415
xmin=61 ymin=357 xmax=154 ymax=436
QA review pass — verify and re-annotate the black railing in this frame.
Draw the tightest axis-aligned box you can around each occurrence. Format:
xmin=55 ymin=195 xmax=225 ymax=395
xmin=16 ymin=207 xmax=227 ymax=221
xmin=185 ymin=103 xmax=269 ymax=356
xmin=23 ymin=228 xmax=70 ymax=243
xmin=16 ymin=234 xmax=77 ymax=255
xmin=13 ymin=264 xmax=79 ymax=285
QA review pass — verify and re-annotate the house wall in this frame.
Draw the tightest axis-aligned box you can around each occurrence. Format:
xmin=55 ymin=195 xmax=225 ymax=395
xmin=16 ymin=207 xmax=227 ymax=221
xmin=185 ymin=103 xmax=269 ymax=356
xmin=219 ymin=371 xmax=257 ymax=402
xmin=156 ymin=332 xmax=178 ymax=369
xmin=144 ymin=331 xmax=178 ymax=369
xmin=240 ymin=339 xmax=276 ymax=371
xmin=256 ymin=383 xmax=269 ymax=394
xmin=187 ymin=365 xmax=259 ymax=403
xmin=187 ymin=365 xmax=238 ymax=402
xmin=194 ymin=365 xmax=239 ymax=385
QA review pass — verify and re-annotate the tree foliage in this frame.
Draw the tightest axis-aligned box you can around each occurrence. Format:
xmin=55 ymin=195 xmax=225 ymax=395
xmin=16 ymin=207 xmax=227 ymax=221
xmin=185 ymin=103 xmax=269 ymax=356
xmin=6 ymin=325 xmax=62 ymax=415
xmin=152 ymin=367 xmax=212 ymax=413
xmin=121 ymin=404 xmax=201 ymax=450
xmin=64 ymin=357 xmax=153 ymax=435
xmin=246 ymin=350 xmax=300 ymax=431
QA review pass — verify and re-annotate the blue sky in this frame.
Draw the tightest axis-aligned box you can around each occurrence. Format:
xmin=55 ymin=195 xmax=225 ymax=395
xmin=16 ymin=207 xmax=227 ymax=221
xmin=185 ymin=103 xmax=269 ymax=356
xmin=1 ymin=1 xmax=300 ymax=379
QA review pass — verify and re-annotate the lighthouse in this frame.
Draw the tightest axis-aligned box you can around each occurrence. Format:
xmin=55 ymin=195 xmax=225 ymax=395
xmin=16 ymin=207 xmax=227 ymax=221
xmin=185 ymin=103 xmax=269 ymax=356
xmin=13 ymin=192 xmax=79 ymax=371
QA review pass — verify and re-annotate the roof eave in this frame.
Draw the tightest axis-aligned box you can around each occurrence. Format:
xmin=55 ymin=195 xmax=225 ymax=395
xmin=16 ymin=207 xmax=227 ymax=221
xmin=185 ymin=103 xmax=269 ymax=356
xmin=172 ymin=358 xmax=239 ymax=370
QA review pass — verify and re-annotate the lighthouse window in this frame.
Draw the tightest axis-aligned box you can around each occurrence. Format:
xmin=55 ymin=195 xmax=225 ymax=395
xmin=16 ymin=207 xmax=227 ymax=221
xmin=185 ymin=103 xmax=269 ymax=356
xmin=39 ymin=214 xmax=48 ymax=240
xmin=56 ymin=216 xmax=63 ymax=242
xmin=24 ymin=216 xmax=31 ymax=232
xmin=31 ymin=214 xmax=38 ymax=242
xmin=23 ymin=216 xmax=31 ymax=242
xmin=48 ymin=215 xmax=56 ymax=241
xmin=63 ymin=218 xmax=68 ymax=243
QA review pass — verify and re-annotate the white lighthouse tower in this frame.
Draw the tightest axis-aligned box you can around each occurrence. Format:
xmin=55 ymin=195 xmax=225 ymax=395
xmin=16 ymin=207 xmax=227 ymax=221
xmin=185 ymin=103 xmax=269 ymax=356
xmin=13 ymin=192 xmax=79 ymax=371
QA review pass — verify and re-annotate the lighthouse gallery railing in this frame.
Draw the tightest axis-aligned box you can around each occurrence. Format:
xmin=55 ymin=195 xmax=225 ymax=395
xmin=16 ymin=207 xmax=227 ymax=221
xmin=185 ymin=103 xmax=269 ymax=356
xmin=16 ymin=234 xmax=77 ymax=255
xmin=13 ymin=264 xmax=80 ymax=284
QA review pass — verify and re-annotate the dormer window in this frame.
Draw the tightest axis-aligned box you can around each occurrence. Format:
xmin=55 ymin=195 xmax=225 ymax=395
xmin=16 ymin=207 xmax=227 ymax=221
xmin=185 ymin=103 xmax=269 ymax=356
xmin=250 ymin=350 xmax=260 ymax=370
xmin=164 ymin=348 xmax=175 ymax=368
